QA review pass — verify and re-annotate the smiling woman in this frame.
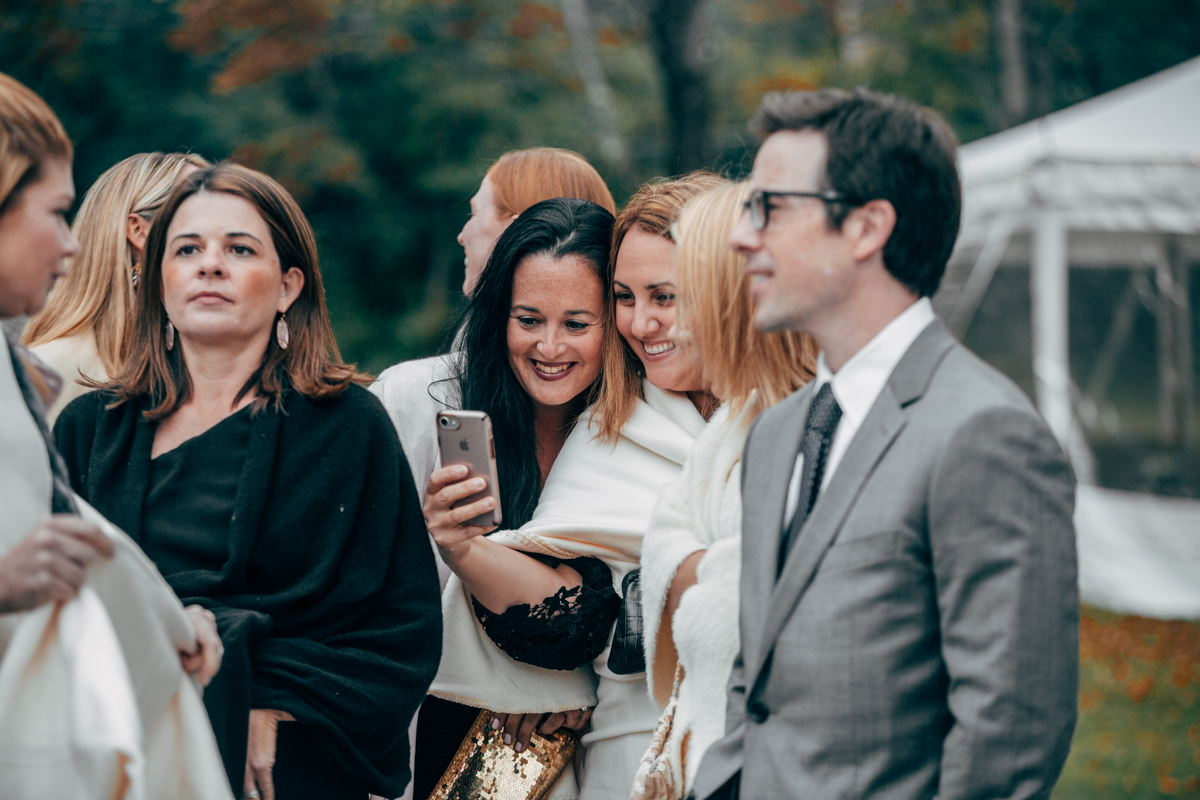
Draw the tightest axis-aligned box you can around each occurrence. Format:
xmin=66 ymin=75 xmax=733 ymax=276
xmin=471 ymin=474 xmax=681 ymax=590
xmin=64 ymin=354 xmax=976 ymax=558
xmin=592 ymin=172 xmax=728 ymax=442
xmin=53 ymin=162 xmax=443 ymax=800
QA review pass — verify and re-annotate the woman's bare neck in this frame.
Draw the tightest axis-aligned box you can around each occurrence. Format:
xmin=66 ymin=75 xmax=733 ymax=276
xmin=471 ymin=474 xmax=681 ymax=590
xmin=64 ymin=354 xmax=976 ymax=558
xmin=150 ymin=335 xmax=269 ymax=458
xmin=532 ymin=402 xmax=574 ymax=486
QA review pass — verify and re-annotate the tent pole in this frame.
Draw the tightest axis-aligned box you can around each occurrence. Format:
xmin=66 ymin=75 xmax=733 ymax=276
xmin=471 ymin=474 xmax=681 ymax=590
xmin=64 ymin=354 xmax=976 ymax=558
xmin=1169 ymin=235 xmax=1194 ymax=446
xmin=1031 ymin=213 xmax=1071 ymax=443
xmin=1155 ymin=247 xmax=1179 ymax=443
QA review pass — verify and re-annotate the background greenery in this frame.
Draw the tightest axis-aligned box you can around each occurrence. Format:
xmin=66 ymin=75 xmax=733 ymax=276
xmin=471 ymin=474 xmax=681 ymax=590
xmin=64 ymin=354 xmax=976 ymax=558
xmin=4 ymin=0 xmax=1198 ymax=374
xmin=4 ymin=2 xmax=1199 ymax=796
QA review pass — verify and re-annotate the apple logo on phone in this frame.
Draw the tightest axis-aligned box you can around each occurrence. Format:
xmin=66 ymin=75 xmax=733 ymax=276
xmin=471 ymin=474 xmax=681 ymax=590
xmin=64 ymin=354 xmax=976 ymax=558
xmin=459 ymin=440 xmax=469 ymax=451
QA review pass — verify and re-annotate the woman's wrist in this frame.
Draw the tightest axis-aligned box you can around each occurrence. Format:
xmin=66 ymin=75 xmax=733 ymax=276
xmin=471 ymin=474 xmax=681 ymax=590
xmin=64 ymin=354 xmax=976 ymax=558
xmin=437 ymin=535 xmax=475 ymax=568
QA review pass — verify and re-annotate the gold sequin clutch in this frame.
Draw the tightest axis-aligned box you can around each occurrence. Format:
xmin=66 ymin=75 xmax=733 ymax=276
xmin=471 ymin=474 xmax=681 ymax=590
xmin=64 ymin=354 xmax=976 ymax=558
xmin=429 ymin=708 xmax=578 ymax=800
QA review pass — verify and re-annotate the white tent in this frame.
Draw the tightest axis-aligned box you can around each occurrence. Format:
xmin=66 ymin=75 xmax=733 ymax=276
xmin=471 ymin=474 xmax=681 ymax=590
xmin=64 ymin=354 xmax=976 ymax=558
xmin=939 ymin=56 xmax=1200 ymax=620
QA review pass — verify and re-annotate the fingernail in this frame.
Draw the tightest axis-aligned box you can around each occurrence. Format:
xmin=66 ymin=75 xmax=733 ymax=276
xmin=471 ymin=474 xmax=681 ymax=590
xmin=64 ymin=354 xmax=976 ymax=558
xmin=514 ymin=742 xmax=524 ymax=753
xmin=474 ymin=479 xmax=485 ymax=489
xmin=491 ymin=717 xmax=501 ymax=730
xmin=503 ymin=733 xmax=512 ymax=745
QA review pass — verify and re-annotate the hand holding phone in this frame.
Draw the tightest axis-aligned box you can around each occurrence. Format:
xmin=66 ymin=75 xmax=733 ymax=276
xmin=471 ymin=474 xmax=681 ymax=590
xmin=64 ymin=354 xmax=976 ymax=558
xmin=424 ymin=411 xmax=503 ymax=561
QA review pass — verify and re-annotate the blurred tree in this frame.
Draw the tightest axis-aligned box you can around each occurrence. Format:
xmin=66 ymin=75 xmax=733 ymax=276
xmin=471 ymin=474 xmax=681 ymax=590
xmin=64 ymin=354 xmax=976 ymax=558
xmin=647 ymin=0 xmax=715 ymax=173
xmin=0 ymin=0 xmax=1196 ymax=374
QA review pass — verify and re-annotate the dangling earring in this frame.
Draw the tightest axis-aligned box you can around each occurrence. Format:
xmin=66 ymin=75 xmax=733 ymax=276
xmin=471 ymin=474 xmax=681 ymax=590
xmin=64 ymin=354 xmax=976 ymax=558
xmin=276 ymin=314 xmax=290 ymax=350
xmin=165 ymin=319 xmax=175 ymax=351
xmin=131 ymin=263 xmax=141 ymax=289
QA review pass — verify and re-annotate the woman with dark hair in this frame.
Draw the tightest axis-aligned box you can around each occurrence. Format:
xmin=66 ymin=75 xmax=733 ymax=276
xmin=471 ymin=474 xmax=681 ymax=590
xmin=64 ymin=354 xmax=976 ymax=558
xmin=54 ymin=162 xmax=442 ymax=800
xmin=412 ymin=176 xmax=725 ymax=800
xmin=372 ymin=197 xmax=619 ymax=797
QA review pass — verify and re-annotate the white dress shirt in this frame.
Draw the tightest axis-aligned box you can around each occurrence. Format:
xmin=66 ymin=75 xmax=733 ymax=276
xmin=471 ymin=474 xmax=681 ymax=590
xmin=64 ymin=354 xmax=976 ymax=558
xmin=783 ymin=298 xmax=936 ymax=528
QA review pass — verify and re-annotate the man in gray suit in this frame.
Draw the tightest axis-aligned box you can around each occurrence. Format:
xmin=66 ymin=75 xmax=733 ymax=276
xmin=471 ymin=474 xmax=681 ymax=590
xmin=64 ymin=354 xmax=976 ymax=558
xmin=690 ymin=89 xmax=1079 ymax=800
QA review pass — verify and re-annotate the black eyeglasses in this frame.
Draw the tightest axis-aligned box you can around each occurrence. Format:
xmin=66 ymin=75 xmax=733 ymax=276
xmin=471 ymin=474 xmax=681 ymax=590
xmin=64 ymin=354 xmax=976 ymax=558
xmin=743 ymin=189 xmax=859 ymax=231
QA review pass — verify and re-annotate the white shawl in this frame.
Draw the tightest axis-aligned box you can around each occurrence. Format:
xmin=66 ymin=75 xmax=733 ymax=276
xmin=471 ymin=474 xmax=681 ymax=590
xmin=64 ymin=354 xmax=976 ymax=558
xmin=370 ymin=353 xmax=458 ymax=506
xmin=0 ymin=341 xmax=230 ymax=800
xmin=429 ymin=381 xmax=707 ymax=714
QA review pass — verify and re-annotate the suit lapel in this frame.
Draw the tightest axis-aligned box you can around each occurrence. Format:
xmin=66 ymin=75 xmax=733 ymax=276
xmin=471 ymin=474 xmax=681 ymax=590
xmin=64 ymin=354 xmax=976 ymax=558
xmin=748 ymin=319 xmax=958 ymax=692
xmin=740 ymin=384 xmax=812 ymax=672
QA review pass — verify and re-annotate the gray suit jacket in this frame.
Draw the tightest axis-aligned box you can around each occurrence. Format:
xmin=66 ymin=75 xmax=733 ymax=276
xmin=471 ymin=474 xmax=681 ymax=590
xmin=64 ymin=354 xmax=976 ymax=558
xmin=692 ymin=319 xmax=1079 ymax=800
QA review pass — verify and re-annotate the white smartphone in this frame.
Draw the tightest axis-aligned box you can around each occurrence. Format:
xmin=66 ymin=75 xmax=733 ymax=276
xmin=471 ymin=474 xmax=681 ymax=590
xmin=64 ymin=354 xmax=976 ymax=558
xmin=436 ymin=410 xmax=503 ymax=527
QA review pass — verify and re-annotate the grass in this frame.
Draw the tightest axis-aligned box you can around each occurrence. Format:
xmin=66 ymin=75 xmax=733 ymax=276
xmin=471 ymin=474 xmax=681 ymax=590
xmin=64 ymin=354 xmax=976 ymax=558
xmin=1053 ymin=606 xmax=1200 ymax=798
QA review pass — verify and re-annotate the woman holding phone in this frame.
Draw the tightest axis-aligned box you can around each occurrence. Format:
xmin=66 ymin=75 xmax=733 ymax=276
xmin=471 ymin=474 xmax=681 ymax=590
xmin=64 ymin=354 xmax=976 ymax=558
xmin=422 ymin=173 xmax=727 ymax=800
xmin=373 ymin=197 xmax=620 ymax=798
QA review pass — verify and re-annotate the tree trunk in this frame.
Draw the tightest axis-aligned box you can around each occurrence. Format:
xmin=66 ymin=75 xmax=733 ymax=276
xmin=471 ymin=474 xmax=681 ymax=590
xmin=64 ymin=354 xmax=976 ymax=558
xmin=835 ymin=0 xmax=874 ymax=68
xmin=646 ymin=0 xmax=713 ymax=175
xmin=560 ymin=0 xmax=637 ymax=191
xmin=995 ymin=0 xmax=1029 ymax=126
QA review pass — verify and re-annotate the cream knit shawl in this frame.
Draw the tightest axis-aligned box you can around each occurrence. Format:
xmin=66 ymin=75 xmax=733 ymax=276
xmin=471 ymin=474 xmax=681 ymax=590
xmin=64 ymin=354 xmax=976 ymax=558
xmin=637 ymin=403 xmax=750 ymax=795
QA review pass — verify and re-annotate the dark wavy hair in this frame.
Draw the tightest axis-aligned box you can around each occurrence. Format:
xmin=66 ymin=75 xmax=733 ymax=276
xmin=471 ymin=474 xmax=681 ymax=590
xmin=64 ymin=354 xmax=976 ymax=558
xmin=454 ymin=197 xmax=615 ymax=529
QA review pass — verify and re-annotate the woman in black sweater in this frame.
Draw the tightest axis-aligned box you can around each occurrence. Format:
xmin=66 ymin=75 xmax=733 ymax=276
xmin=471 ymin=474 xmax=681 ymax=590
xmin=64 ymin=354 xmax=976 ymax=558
xmin=55 ymin=162 xmax=441 ymax=800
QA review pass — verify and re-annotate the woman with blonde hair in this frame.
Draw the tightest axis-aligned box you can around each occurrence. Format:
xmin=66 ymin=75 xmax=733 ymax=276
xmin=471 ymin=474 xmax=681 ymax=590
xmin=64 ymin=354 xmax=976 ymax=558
xmin=633 ymin=182 xmax=817 ymax=800
xmin=23 ymin=151 xmax=208 ymax=421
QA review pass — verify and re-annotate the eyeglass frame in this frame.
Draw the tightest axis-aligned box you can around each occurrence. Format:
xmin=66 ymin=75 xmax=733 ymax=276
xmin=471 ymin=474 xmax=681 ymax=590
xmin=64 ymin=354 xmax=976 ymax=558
xmin=742 ymin=189 xmax=862 ymax=231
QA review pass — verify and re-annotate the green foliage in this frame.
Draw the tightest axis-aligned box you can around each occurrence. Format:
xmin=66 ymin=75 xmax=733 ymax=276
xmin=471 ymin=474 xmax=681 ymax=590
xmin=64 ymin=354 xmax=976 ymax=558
xmin=1 ymin=0 xmax=1197 ymax=372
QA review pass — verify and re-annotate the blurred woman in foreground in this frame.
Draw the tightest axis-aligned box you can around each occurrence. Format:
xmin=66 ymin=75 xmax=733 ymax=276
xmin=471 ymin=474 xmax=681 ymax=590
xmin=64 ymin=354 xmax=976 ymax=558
xmin=55 ymin=162 xmax=441 ymax=800
xmin=633 ymin=183 xmax=817 ymax=800
xmin=23 ymin=151 xmax=207 ymax=421
xmin=0 ymin=70 xmax=226 ymax=799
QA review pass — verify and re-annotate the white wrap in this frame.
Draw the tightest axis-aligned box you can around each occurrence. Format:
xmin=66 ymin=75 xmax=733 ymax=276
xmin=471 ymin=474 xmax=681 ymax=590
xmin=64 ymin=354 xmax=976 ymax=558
xmin=0 ymin=339 xmax=230 ymax=800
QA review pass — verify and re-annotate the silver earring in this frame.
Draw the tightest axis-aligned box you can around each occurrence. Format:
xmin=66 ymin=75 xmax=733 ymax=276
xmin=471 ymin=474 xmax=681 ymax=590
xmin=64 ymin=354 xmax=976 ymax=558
xmin=165 ymin=319 xmax=175 ymax=351
xmin=276 ymin=315 xmax=290 ymax=350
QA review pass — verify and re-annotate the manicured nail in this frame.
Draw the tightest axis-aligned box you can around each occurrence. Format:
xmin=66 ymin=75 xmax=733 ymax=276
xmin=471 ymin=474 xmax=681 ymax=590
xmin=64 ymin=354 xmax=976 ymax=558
xmin=514 ymin=742 xmax=524 ymax=753
xmin=503 ymin=733 xmax=512 ymax=745
xmin=491 ymin=717 xmax=501 ymax=730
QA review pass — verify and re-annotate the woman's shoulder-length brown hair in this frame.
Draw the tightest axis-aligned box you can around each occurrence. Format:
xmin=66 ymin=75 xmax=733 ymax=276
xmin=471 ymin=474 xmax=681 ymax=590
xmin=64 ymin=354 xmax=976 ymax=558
xmin=590 ymin=171 xmax=728 ymax=443
xmin=107 ymin=161 xmax=370 ymax=418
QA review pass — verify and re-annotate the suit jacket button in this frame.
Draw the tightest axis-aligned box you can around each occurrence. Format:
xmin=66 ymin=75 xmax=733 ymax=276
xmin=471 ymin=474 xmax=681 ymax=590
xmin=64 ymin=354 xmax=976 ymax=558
xmin=748 ymin=701 xmax=769 ymax=723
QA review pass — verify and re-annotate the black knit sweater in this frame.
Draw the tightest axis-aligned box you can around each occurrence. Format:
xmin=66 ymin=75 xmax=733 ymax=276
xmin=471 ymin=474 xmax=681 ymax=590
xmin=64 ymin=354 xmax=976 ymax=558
xmin=55 ymin=384 xmax=442 ymax=797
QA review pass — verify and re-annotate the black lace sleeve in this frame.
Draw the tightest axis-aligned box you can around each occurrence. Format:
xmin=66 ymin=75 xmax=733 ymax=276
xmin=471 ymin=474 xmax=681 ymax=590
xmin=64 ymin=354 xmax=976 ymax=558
xmin=471 ymin=555 xmax=621 ymax=671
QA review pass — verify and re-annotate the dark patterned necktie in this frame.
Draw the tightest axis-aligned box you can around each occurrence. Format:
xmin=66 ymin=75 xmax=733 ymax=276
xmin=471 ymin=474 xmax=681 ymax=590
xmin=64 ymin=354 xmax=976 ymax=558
xmin=6 ymin=339 xmax=78 ymax=515
xmin=777 ymin=382 xmax=841 ymax=577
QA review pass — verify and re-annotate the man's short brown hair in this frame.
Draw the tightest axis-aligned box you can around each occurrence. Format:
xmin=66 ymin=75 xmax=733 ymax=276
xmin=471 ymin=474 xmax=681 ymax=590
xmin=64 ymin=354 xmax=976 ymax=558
xmin=751 ymin=88 xmax=961 ymax=298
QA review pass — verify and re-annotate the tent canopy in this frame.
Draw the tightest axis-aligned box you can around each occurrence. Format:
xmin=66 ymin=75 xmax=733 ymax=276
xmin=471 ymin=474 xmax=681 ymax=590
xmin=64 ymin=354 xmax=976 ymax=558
xmin=940 ymin=57 xmax=1200 ymax=621
xmin=954 ymin=55 xmax=1200 ymax=253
